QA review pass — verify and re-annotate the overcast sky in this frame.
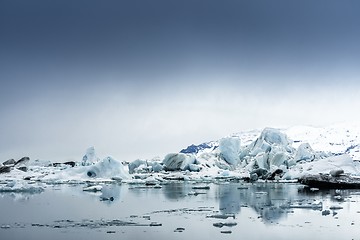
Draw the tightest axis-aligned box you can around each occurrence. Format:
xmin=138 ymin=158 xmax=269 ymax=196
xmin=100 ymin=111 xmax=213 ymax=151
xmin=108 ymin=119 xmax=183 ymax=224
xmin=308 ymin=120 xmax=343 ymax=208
xmin=1 ymin=0 xmax=360 ymax=162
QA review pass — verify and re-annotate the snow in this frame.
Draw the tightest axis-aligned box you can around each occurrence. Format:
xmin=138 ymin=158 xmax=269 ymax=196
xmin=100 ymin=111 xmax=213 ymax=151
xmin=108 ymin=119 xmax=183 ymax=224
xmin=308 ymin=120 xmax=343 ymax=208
xmin=286 ymin=122 xmax=360 ymax=160
xmin=1 ymin=122 xmax=360 ymax=189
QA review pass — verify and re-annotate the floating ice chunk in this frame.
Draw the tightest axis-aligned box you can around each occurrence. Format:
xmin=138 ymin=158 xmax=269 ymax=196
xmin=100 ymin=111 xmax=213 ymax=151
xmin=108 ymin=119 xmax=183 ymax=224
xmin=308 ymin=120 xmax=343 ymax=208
xmin=83 ymin=185 xmax=103 ymax=192
xmin=82 ymin=147 xmax=100 ymax=166
xmin=330 ymin=205 xmax=343 ymax=210
xmin=322 ymin=210 xmax=331 ymax=216
xmin=163 ymin=153 xmax=196 ymax=171
xmin=87 ymin=156 xmax=130 ymax=179
xmin=0 ymin=181 xmax=44 ymax=193
xmin=219 ymin=137 xmax=241 ymax=165
xmin=281 ymin=201 xmax=323 ymax=210
xmin=294 ymin=143 xmax=315 ymax=162
xmin=128 ymin=159 xmax=147 ymax=174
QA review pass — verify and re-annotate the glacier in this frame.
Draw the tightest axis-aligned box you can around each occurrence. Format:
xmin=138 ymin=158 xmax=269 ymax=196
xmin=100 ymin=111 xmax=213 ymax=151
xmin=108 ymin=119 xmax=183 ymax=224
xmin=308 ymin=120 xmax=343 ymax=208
xmin=1 ymin=123 xmax=360 ymax=192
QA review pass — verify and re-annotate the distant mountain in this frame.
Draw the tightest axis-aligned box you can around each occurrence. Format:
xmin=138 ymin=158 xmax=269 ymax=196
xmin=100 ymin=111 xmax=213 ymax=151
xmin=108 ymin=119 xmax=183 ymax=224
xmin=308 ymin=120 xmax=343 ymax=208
xmin=180 ymin=122 xmax=360 ymax=160
xmin=180 ymin=142 xmax=218 ymax=154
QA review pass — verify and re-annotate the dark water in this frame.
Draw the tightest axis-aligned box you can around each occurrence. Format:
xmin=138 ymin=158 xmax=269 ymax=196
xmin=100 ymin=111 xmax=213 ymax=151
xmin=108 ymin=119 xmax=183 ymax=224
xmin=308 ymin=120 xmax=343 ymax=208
xmin=1 ymin=182 xmax=360 ymax=240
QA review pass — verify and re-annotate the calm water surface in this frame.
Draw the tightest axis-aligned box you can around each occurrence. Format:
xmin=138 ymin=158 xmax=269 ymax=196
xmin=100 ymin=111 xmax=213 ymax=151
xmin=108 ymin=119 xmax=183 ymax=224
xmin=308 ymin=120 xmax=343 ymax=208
xmin=1 ymin=182 xmax=360 ymax=240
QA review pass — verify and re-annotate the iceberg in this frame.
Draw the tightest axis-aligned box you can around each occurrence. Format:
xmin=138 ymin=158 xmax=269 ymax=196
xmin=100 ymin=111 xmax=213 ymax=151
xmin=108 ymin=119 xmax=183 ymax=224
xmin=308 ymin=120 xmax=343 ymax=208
xmin=1 ymin=123 xmax=360 ymax=185
xmin=128 ymin=158 xmax=163 ymax=174
xmin=87 ymin=156 xmax=130 ymax=179
xmin=162 ymin=153 xmax=197 ymax=171
xmin=81 ymin=147 xmax=100 ymax=166
xmin=219 ymin=137 xmax=241 ymax=165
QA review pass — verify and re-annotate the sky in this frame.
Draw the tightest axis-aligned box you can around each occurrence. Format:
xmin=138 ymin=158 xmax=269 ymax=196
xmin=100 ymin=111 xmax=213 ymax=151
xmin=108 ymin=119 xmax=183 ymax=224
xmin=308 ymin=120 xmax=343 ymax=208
xmin=1 ymin=0 xmax=360 ymax=162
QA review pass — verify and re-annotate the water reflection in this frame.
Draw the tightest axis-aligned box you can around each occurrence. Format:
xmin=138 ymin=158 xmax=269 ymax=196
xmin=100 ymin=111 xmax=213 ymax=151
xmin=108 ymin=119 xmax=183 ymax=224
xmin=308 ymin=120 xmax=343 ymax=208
xmin=0 ymin=191 xmax=43 ymax=202
xmin=218 ymin=184 xmax=241 ymax=214
xmin=100 ymin=185 xmax=121 ymax=203
xmin=73 ymin=184 xmax=123 ymax=204
xmin=218 ymin=183 xmax=316 ymax=224
xmin=162 ymin=183 xmax=191 ymax=200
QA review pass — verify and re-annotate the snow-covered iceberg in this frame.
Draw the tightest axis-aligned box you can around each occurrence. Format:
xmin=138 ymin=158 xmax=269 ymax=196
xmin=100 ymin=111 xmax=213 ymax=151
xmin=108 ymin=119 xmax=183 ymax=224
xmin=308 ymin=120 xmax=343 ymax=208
xmin=86 ymin=156 xmax=130 ymax=179
xmin=1 ymin=123 xmax=360 ymax=187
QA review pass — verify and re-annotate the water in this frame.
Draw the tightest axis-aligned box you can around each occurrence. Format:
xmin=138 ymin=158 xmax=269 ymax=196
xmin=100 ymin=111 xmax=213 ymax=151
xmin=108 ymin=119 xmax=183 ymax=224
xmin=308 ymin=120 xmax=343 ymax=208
xmin=1 ymin=182 xmax=360 ymax=240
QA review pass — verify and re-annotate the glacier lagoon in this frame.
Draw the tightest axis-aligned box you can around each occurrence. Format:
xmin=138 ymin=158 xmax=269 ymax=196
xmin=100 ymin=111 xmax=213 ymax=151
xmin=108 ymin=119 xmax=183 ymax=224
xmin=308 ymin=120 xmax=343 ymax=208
xmin=1 ymin=182 xmax=360 ymax=240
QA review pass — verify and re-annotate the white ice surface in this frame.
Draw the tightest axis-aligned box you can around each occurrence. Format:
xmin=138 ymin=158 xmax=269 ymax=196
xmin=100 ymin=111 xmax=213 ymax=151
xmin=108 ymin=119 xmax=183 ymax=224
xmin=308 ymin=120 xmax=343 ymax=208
xmin=1 ymin=122 xmax=360 ymax=186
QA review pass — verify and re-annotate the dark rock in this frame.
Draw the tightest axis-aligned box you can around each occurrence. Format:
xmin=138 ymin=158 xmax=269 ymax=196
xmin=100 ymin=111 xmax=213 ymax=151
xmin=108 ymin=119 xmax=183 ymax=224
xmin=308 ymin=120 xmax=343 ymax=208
xmin=17 ymin=166 xmax=27 ymax=172
xmin=0 ymin=165 xmax=11 ymax=174
xmin=250 ymin=168 xmax=268 ymax=179
xmin=63 ymin=161 xmax=76 ymax=167
xmin=3 ymin=159 xmax=15 ymax=166
xmin=180 ymin=142 xmax=214 ymax=154
xmin=250 ymin=173 xmax=258 ymax=182
xmin=266 ymin=169 xmax=284 ymax=180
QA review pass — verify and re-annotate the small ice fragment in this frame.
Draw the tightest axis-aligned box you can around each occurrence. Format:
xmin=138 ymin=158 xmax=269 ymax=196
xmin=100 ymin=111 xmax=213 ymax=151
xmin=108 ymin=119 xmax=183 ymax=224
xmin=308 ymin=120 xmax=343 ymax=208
xmin=83 ymin=185 xmax=103 ymax=192
xmin=330 ymin=205 xmax=343 ymax=210
xmin=174 ymin=227 xmax=185 ymax=232
xmin=192 ymin=186 xmax=210 ymax=190
xmin=322 ymin=210 xmax=331 ymax=216
xmin=206 ymin=214 xmax=235 ymax=219
xmin=149 ymin=222 xmax=162 ymax=227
